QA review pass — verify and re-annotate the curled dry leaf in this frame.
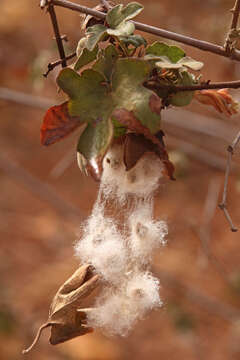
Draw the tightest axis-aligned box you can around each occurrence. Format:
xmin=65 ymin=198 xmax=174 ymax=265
xmin=22 ymin=264 xmax=99 ymax=354
xmin=123 ymin=132 xmax=165 ymax=171
xmin=194 ymin=89 xmax=238 ymax=117
xmin=113 ymin=108 xmax=175 ymax=179
xmin=41 ymin=102 xmax=84 ymax=146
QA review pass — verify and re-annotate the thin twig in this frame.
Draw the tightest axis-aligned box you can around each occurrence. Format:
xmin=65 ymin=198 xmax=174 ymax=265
xmin=100 ymin=0 xmax=111 ymax=10
xmin=225 ymin=0 xmax=240 ymax=52
xmin=219 ymin=130 xmax=240 ymax=232
xmin=47 ymin=1 xmax=67 ymax=67
xmin=51 ymin=0 xmax=240 ymax=61
xmin=43 ymin=51 xmax=76 ymax=77
xmin=193 ymin=179 xmax=230 ymax=283
xmin=0 ymin=87 xmax=53 ymax=109
xmin=145 ymin=79 xmax=240 ymax=92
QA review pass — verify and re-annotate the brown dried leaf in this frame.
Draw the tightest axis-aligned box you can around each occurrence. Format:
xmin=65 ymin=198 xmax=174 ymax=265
xmin=194 ymin=89 xmax=238 ymax=117
xmin=112 ymin=109 xmax=175 ymax=179
xmin=22 ymin=265 xmax=99 ymax=354
xmin=124 ymin=133 xmax=158 ymax=171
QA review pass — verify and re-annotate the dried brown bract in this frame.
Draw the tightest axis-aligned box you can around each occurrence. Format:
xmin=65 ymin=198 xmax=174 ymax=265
xmin=22 ymin=264 xmax=99 ymax=354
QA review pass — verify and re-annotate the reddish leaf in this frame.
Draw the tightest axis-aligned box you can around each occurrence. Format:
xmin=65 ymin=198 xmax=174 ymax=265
xmin=112 ymin=109 xmax=175 ymax=180
xmin=41 ymin=102 xmax=83 ymax=146
xmin=149 ymin=93 xmax=162 ymax=115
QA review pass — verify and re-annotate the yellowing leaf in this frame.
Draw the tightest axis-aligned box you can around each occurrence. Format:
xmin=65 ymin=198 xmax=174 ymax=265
xmin=194 ymin=89 xmax=238 ymax=116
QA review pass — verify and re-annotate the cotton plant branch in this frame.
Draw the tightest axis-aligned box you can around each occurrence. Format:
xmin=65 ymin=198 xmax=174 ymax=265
xmin=43 ymin=52 xmax=76 ymax=77
xmin=40 ymin=0 xmax=76 ymax=76
xmin=145 ymin=79 xmax=240 ymax=92
xmin=39 ymin=0 xmax=240 ymax=92
xmin=48 ymin=0 xmax=240 ymax=62
xmin=219 ymin=131 xmax=240 ymax=232
xmin=225 ymin=0 xmax=240 ymax=53
xmin=0 ymin=87 xmax=238 ymax=173
xmin=100 ymin=0 xmax=111 ymax=10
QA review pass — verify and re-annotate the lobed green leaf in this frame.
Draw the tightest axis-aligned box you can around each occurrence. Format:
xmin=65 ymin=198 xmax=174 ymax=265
xmin=146 ymin=41 xmax=185 ymax=63
xmin=74 ymin=46 xmax=98 ymax=71
xmin=106 ymin=2 xmax=143 ymax=29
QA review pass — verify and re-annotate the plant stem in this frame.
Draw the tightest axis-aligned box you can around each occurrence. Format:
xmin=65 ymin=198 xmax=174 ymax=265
xmin=51 ymin=0 xmax=240 ymax=61
xmin=225 ymin=0 xmax=240 ymax=52
xmin=145 ymin=79 xmax=240 ymax=92
xmin=47 ymin=2 xmax=67 ymax=67
xmin=218 ymin=131 xmax=240 ymax=232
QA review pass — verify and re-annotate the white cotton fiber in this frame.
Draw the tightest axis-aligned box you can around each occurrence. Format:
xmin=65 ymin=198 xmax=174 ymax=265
xmin=101 ymin=145 xmax=164 ymax=203
xmin=125 ymin=272 xmax=162 ymax=312
xmin=128 ymin=203 xmax=168 ymax=262
xmin=75 ymin=203 xmax=128 ymax=283
xmin=75 ymin=142 xmax=168 ymax=336
xmin=87 ymin=272 xmax=162 ymax=336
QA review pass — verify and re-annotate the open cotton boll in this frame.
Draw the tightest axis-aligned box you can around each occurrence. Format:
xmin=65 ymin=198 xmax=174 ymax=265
xmin=101 ymin=144 xmax=164 ymax=203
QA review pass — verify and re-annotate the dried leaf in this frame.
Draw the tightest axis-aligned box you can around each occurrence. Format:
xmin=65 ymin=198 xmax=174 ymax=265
xmin=194 ymin=89 xmax=238 ymax=116
xmin=124 ymin=133 xmax=160 ymax=170
xmin=41 ymin=102 xmax=84 ymax=146
xmin=22 ymin=265 xmax=99 ymax=354
xmin=112 ymin=109 xmax=175 ymax=179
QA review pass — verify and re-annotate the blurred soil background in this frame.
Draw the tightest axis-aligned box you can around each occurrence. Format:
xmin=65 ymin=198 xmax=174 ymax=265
xmin=1 ymin=0 xmax=240 ymax=359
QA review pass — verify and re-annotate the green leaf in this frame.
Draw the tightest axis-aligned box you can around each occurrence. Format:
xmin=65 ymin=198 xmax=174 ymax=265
xmin=107 ymin=21 xmax=135 ymax=37
xmin=170 ymin=71 xmax=195 ymax=107
xmin=85 ymin=24 xmax=108 ymax=51
xmin=146 ymin=41 xmax=185 ymax=63
xmin=112 ymin=58 xmax=161 ymax=133
xmin=77 ymin=118 xmax=114 ymax=173
xmin=92 ymin=45 xmax=119 ymax=80
xmin=112 ymin=116 xmax=127 ymax=137
xmin=106 ymin=2 xmax=143 ymax=29
xmin=120 ymin=34 xmax=147 ymax=48
xmin=74 ymin=46 xmax=98 ymax=71
xmin=57 ymin=68 xmax=113 ymax=122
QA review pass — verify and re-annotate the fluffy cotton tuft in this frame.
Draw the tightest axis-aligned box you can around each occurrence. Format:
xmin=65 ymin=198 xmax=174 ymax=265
xmin=75 ymin=143 xmax=168 ymax=336
xmin=101 ymin=145 xmax=164 ymax=203
xmin=128 ymin=204 xmax=168 ymax=262
xmin=87 ymin=272 xmax=162 ymax=336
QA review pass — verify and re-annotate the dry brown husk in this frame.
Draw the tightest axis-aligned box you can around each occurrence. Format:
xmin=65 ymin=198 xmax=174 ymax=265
xmin=22 ymin=264 xmax=100 ymax=354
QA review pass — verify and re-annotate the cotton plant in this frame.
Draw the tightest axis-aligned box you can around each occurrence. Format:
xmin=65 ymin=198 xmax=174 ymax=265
xmin=23 ymin=1 xmax=238 ymax=353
